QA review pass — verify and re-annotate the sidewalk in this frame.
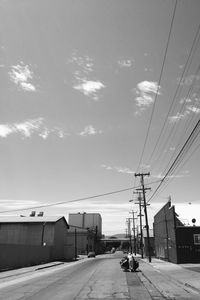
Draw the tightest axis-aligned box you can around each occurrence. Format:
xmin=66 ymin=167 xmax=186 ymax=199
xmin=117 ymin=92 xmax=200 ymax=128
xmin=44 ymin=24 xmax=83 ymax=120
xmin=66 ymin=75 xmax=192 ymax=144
xmin=138 ymin=258 xmax=200 ymax=299
xmin=0 ymin=256 xmax=87 ymax=282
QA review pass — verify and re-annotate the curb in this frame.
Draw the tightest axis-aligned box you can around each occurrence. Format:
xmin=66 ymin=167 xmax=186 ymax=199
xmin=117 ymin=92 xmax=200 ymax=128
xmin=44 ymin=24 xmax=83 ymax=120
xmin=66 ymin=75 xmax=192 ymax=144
xmin=35 ymin=262 xmax=64 ymax=271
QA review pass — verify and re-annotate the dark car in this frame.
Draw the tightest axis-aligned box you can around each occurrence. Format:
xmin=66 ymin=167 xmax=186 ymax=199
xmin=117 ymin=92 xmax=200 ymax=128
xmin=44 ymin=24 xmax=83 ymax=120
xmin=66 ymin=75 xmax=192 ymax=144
xmin=88 ymin=251 xmax=96 ymax=258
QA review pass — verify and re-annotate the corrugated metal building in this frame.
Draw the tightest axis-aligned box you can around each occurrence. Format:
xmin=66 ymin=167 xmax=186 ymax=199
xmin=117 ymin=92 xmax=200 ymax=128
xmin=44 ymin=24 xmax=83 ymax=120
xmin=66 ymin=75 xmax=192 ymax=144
xmin=0 ymin=216 xmax=69 ymax=271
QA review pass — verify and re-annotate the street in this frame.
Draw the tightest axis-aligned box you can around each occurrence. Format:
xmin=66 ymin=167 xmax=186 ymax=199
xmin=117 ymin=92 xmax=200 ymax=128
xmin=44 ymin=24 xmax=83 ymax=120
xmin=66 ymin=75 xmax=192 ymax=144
xmin=1 ymin=252 xmax=200 ymax=299
xmin=0 ymin=253 xmax=130 ymax=300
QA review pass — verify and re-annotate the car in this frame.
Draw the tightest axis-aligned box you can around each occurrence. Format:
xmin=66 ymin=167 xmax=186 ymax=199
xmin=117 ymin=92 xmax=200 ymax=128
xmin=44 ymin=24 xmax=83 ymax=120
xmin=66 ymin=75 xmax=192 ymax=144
xmin=88 ymin=251 xmax=96 ymax=258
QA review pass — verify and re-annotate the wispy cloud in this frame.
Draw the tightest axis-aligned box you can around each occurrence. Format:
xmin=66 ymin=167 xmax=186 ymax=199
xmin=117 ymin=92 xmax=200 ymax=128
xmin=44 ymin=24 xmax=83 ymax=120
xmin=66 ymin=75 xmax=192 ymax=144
xmin=68 ymin=50 xmax=105 ymax=101
xmin=0 ymin=118 xmax=43 ymax=138
xmin=9 ymin=63 xmax=36 ymax=92
xmin=101 ymin=164 xmax=135 ymax=174
xmin=0 ymin=118 xmax=66 ymax=139
xmin=68 ymin=50 xmax=94 ymax=74
xmin=79 ymin=125 xmax=102 ymax=136
xmin=116 ymin=167 xmax=135 ymax=174
xmin=134 ymin=81 xmax=160 ymax=113
xmin=74 ymin=80 xmax=105 ymax=101
xmin=169 ymin=104 xmax=200 ymax=123
xmin=152 ymin=171 xmax=189 ymax=179
xmin=117 ymin=59 xmax=134 ymax=68
xmin=186 ymin=105 xmax=200 ymax=114
xmin=168 ymin=112 xmax=187 ymax=123
xmin=179 ymin=74 xmax=200 ymax=86
xmin=0 ymin=199 xmax=42 ymax=210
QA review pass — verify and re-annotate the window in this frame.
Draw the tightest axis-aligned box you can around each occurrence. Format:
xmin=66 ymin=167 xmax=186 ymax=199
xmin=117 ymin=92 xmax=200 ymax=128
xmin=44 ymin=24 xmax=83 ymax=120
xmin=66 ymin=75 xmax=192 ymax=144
xmin=193 ymin=234 xmax=200 ymax=245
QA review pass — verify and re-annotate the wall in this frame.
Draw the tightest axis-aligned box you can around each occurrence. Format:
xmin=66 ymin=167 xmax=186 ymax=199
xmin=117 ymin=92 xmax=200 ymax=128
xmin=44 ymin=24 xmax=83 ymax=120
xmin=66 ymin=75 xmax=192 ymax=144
xmin=0 ymin=223 xmax=54 ymax=246
xmin=0 ymin=245 xmax=51 ymax=271
xmin=51 ymin=218 xmax=68 ymax=260
xmin=143 ymin=237 xmax=155 ymax=257
xmin=66 ymin=226 xmax=93 ymax=258
xmin=176 ymin=227 xmax=200 ymax=263
xmin=0 ymin=220 xmax=68 ymax=270
xmin=68 ymin=213 xmax=102 ymax=237
xmin=154 ymin=201 xmax=178 ymax=263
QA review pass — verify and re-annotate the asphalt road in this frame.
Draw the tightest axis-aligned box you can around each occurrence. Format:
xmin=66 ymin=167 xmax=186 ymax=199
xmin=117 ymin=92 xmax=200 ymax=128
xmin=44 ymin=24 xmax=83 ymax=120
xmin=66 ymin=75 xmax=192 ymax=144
xmin=2 ymin=253 xmax=200 ymax=299
xmin=0 ymin=252 xmax=147 ymax=300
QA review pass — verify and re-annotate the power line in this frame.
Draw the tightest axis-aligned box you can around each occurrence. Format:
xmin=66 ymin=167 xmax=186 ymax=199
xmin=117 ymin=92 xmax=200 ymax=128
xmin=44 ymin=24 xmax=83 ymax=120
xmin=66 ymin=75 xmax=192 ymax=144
xmin=151 ymin=64 xmax=200 ymax=175
xmin=136 ymin=0 xmax=178 ymax=171
xmin=148 ymin=118 xmax=200 ymax=203
xmin=148 ymin=22 xmax=200 ymax=167
xmin=151 ymin=139 xmax=200 ymax=201
xmin=0 ymin=180 xmax=162 ymax=214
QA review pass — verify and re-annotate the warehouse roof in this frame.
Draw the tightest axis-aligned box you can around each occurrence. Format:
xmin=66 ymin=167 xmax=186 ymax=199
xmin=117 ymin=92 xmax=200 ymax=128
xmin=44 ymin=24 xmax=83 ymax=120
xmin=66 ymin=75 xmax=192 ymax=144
xmin=0 ymin=216 xmax=69 ymax=227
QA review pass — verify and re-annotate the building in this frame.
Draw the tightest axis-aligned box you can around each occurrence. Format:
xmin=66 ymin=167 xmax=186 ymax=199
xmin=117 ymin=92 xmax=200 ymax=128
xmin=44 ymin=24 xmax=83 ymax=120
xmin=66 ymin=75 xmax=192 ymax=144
xmin=66 ymin=225 xmax=95 ymax=257
xmin=142 ymin=229 xmax=155 ymax=257
xmin=154 ymin=200 xmax=200 ymax=263
xmin=0 ymin=215 xmax=69 ymax=271
xmin=68 ymin=212 xmax=102 ymax=237
xmin=68 ymin=212 xmax=102 ymax=254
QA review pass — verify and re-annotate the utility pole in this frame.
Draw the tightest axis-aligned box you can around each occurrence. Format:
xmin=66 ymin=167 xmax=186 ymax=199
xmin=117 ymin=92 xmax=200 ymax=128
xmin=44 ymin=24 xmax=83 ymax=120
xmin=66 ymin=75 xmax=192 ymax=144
xmin=134 ymin=192 xmax=144 ymax=258
xmin=94 ymin=225 xmax=98 ymax=254
xmin=165 ymin=196 xmax=171 ymax=261
xmin=129 ymin=210 xmax=137 ymax=255
xmin=74 ymin=228 xmax=77 ymax=260
xmin=135 ymin=172 xmax=152 ymax=263
xmin=126 ymin=217 xmax=132 ymax=253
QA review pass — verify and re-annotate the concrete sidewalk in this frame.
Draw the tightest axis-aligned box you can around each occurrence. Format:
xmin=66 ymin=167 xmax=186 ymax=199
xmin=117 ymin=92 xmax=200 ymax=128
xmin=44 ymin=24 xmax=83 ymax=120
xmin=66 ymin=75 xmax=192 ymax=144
xmin=138 ymin=258 xmax=200 ymax=299
xmin=0 ymin=256 xmax=87 ymax=282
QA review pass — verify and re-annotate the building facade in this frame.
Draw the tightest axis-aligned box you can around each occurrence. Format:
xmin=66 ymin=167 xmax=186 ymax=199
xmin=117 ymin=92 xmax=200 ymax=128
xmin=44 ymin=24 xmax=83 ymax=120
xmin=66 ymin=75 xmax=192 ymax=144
xmin=0 ymin=216 xmax=69 ymax=271
xmin=65 ymin=225 xmax=95 ymax=258
xmin=68 ymin=212 xmax=102 ymax=237
xmin=68 ymin=212 xmax=102 ymax=254
xmin=154 ymin=200 xmax=200 ymax=263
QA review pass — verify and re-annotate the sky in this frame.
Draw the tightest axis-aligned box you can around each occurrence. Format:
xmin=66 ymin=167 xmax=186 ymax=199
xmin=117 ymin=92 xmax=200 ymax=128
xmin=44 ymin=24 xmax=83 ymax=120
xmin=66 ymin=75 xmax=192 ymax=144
xmin=0 ymin=0 xmax=200 ymax=235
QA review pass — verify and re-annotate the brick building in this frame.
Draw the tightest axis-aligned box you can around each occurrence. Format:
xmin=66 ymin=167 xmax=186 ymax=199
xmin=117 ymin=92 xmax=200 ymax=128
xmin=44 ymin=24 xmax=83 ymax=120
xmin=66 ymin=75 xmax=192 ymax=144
xmin=154 ymin=200 xmax=200 ymax=263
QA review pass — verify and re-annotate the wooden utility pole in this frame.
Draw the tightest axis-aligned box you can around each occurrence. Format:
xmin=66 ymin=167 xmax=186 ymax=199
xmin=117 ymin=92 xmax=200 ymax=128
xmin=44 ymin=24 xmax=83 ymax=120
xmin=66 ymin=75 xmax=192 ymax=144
xmin=126 ymin=217 xmax=132 ymax=252
xmin=129 ymin=210 xmax=137 ymax=255
xmin=135 ymin=172 xmax=152 ymax=263
xmin=134 ymin=192 xmax=144 ymax=258
xmin=74 ymin=228 xmax=77 ymax=260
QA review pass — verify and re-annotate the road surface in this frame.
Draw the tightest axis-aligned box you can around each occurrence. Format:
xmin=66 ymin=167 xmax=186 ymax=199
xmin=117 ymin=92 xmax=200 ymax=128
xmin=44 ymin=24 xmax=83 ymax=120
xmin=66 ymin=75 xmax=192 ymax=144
xmin=0 ymin=253 xmax=127 ymax=300
xmin=1 ymin=252 xmax=200 ymax=299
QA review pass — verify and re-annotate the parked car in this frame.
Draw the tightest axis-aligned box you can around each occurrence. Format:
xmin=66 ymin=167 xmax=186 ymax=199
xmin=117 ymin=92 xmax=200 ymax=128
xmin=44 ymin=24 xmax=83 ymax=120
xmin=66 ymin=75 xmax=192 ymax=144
xmin=88 ymin=251 xmax=96 ymax=258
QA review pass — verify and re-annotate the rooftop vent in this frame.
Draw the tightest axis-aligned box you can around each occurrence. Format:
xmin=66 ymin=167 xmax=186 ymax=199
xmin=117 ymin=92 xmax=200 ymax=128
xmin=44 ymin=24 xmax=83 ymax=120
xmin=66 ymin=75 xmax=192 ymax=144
xmin=37 ymin=212 xmax=44 ymax=217
xmin=30 ymin=211 xmax=36 ymax=217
